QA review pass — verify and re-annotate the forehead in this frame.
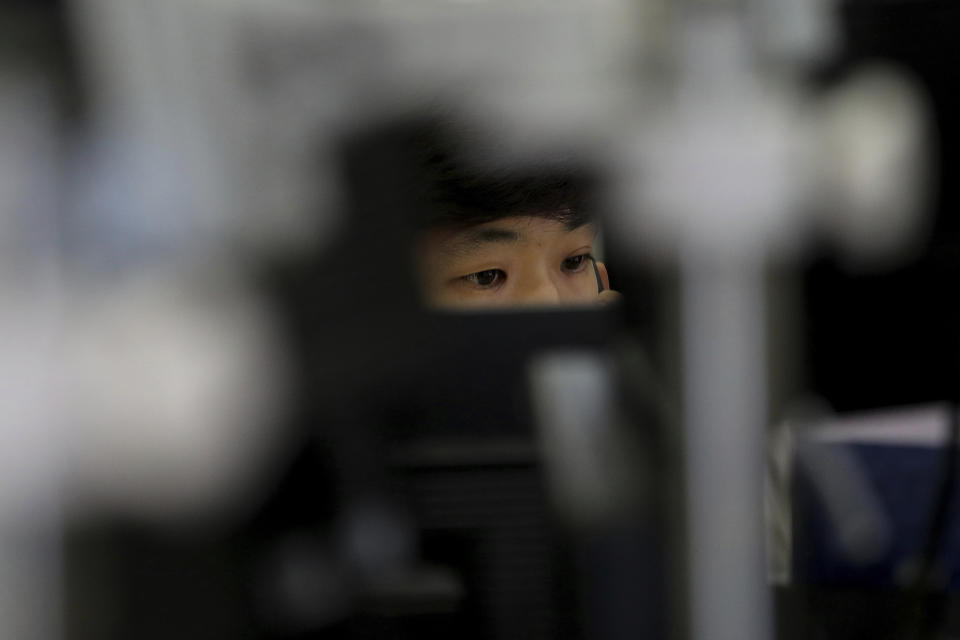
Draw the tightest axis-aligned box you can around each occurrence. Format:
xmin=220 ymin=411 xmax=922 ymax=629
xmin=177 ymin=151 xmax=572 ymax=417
xmin=421 ymin=216 xmax=595 ymax=258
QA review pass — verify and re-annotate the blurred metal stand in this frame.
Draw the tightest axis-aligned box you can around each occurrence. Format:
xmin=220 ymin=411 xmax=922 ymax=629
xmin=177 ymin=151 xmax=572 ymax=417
xmin=609 ymin=3 xmax=926 ymax=640
xmin=0 ymin=53 xmax=65 ymax=640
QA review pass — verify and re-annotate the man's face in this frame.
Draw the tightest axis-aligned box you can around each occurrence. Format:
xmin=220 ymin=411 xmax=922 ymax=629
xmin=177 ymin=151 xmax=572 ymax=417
xmin=417 ymin=215 xmax=610 ymax=309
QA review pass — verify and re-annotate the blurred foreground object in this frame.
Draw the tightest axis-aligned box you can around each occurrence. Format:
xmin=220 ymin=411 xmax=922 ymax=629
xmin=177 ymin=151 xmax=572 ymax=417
xmin=0 ymin=26 xmax=69 ymax=638
xmin=607 ymin=5 xmax=929 ymax=640
xmin=61 ymin=269 xmax=290 ymax=524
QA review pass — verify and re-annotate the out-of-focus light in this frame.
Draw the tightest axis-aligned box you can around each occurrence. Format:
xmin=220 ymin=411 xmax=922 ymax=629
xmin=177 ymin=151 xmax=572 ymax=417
xmin=61 ymin=268 xmax=292 ymax=528
xmin=816 ymin=65 xmax=931 ymax=269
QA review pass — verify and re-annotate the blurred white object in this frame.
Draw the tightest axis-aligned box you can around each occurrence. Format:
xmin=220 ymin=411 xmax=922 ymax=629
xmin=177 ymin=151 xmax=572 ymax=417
xmin=612 ymin=15 xmax=796 ymax=640
xmin=614 ymin=42 xmax=929 ymax=267
xmin=62 ymin=269 xmax=291 ymax=527
xmin=750 ymin=0 xmax=838 ymax=64
xmin=607 ymin=6 xmax=930 ymax=640
xmin=529 ymin=350 xmax=645 ymax=527
xmin=614 ymin=13 xmax=818 ymax=262
xmin=0 ymin=290 xmax=63 ymax=640
xmin=682 ymin=252 xmax=771 ymax=640
xmin=816 ymin=65 xmax=931 ymax=268
xmin=0 ymin=69 xmax=64 ymax=640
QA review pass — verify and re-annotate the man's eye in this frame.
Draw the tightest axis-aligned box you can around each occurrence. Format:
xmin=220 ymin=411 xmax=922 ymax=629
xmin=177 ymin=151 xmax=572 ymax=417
xmin=464 ymin=269 xmax=505 ymax=287
xmin=562 ymin=254 xmax=591 ymax=272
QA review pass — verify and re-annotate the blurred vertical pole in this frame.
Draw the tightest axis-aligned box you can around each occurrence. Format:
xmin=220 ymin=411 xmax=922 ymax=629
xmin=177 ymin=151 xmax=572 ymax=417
xmin=0 ymin=63 xmax=64 ymax=640
xmin=682 ymin=252 xmax=770 ymax=640
xmin=617 ymin=11 xmax=790 ymax=634
xmin=624 ymin=0 xmax=839 ymax=634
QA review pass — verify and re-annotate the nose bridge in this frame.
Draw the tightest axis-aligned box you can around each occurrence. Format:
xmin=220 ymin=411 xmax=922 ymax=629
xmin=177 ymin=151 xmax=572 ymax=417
xmin=512 ymin=261 xmax=561 ymax=306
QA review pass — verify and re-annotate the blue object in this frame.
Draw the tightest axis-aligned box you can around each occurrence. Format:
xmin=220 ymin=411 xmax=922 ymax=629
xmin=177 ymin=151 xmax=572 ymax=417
xmin=793 ymin=436 xmax=960 ymax=589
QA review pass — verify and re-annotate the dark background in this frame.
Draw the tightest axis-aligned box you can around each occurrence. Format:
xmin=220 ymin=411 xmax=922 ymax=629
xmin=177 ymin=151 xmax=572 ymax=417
xmin=804 ymin=0 xmax=960 ymax=413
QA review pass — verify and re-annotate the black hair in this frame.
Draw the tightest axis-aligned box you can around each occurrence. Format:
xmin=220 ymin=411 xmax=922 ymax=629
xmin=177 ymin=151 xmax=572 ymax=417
xmin=333 ymin=114 xmax=597 ymax=233
xmin=413 ymin=121 xmax=597 ymax=231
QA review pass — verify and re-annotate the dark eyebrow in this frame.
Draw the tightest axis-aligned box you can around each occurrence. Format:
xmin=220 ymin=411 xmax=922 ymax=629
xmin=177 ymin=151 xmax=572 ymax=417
xmin=466 ymin=228 xmax=522 ymax=245
xmin=437 ymin=227 xmax=523 ymax=257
